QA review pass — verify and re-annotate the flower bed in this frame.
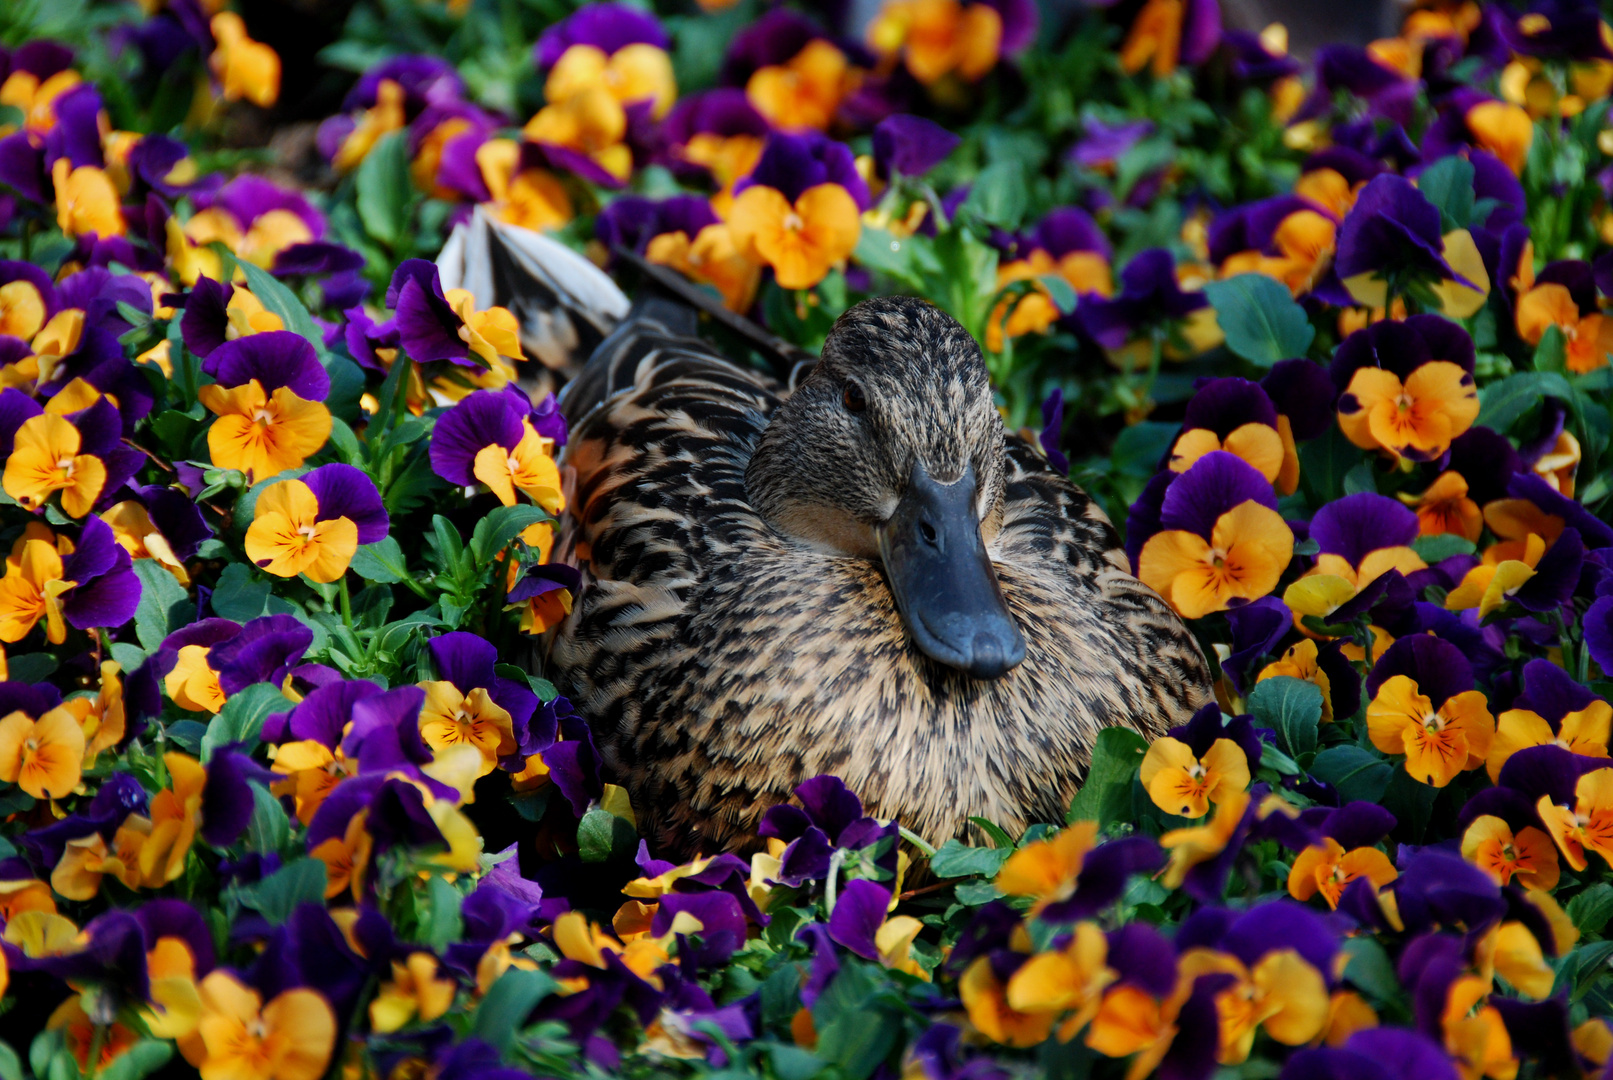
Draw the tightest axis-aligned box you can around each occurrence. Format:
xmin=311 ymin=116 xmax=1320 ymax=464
xmin=1 ymin=0 xmax=1612 ymax=1077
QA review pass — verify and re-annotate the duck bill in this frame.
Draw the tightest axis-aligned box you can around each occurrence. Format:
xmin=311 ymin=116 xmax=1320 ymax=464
xmin=876 ymin=463 xmax=1027 ymax=680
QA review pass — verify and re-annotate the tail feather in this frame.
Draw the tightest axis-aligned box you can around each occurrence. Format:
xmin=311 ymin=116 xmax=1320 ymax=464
xmin=436 ymin=207 xmax=630 ymax=374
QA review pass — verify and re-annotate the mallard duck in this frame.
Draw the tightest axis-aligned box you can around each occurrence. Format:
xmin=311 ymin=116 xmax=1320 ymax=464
xmin=440 ymin=210 xmax=1213 ymax=856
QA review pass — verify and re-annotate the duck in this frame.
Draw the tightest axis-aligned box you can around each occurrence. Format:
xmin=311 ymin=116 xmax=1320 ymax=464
xmin=438 ymin=209 xmax=1214 ymax=858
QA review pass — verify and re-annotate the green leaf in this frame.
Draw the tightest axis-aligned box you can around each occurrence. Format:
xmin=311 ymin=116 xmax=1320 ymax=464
xmin=1342 ymin=462 xmax=1378 ymax=495
xmin=474 ymin=968 xmax=556 ymax=1051
xmin=852 ymin=226 xmax=923 ymax=288
xmin=768 ymin=1045 xmax=826 ymax=1080
xmin=238 ymin=858 xmax=327 ymax=924
xmin=1202 ymin=273 xmax=1315 ymax=367
xmin=200 ymin=683 xmax=290 ymax=761
xmin=237 ymin=261 xmax=326 ymax=358
xmin=1111 ymin=421 xmax=1179 ymax=480
xmin=1308 ymin=745 xmax=1393 ymax=804
xmin=325 ymin=354 xmax=367 ymax=425
xmin=327 ymin=417 xmax=366 ymax=466
xmin=577 ymin=806 xmax=635 ymax=863
xmin=1066 ymin=727 xmax=1149 ymax=827
xmin=929 ymin=839 xmax=1012 ymax=879
xmin=246 ymin=781 xmax=291 ymax=854
xmin=469 ymin=505 xmax=550 ymax=565
xmin=1381 ymin=765 xmax=1440 ymax=843
xmin=1477 ymin=371 xmax=1574 ymax=433
xmin=960 ymin=161 xmax=1027 ymax=230
xmin=814 ymin=963 xmax=897 ymax=1080
xmin=0 ymin=1038 xmax=20 ymax=1080
xmin=97 ymin=1041 xmax=173 ymax=1080
xmin=1534 ymin=324 xmax=1568 ymax=375
xmin=1413 ymin=534 xmax=1477 ymax=562
xmin=1038 ymin=273 xmax=1078 ymax=313
xmin=1340 ymin=937 xmax=1400 ymax=1003
xmin=132 ymin=559 xmax=188 ymax=652
xmin=8 ymin=652 xmax=57 ymax=683
xmin=421 ymin=875 xmax=464 ymax=952
xmin=350 ymin=536 xmax=410 ymax=584
xmin=953 ymin=880 xmax=1002 ymax=905
xmin=1300 ymin=425 xmax=1364 ymax=506
xmin=1570 ymin=883 xmax=1613 ymax=935
xmin=356 ymin=130 xmax=414 ymax=249
xmin=164 ymin=720 xmax=207 ymax=755
xmin=210 ymin=563 xmax=271 ymax=622
xmin=1249 ymin=677 xmax=1324 ymax=758
xmin=1417 ymin=155 xmax=1476 ymax=230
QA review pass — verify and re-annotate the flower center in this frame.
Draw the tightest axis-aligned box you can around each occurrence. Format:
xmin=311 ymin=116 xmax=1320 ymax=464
xmin=782 ymin=211 xmax=804 ymax=232
xmin=1186 ymin=762 xmax=1207 ymax=782
xmin=297 ymin=524 xmax=317 ymax=541
xmin=23 ymin=736 xmax=38 ymax=753
xmin=55 ymin=456 xmax=75 ymax=477
xmin=1422 ymin=709 xmax=1445 ymax=733
xmin=252 ymin=408 xmax=273 ymax=424
xmin=1395 ymin=391 xmax=1415 ymax=413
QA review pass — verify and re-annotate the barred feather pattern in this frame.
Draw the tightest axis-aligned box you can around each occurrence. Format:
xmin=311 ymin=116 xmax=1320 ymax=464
xmin=551 ymin=312 xmax=1212 ymax=858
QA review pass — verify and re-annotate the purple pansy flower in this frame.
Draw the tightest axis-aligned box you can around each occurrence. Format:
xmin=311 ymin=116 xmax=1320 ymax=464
xmin=42 ymin=83 xmax=104 ymax=171
xmin=1294 ymin=46 xmax=1418 ymax=127
xmin=1223 ymin=596 xmax=1292 ymax=693
xmin=535 ymin=3 xmax=669 ymax=71
xmin=720 ymin=9 xmax=828 ymax=85
xmin=207 ymin=613 xmax=315 ymax=696
xmin=827 ymin=878 xmax=892 ymax=961
xmin=1334 ymin=174 xmax=1476 ymax=292
xmin=1127 ymin=450 xmax=1281 ymax=573
xmin=344 ymin=55 xmax=463 ymax=115
xmin=196 ymin=175 xmax=326 ymax=240
xmin=202 ymin=330 xmax=331 ymax=400
xmin=1498 ymin=471 xmax=1613 ymax=549
xmin=734 ymin=131 xmax=871 ymax=210
xmin=1311 ymin=493 xmax=1419 ymax=570
xmin=1282 ymin=1028 xmax=1459 ymax=1080
xmin=759 ymin=775 xmax=897 ymax=886
xmin=428 ymin=631 xmax=539 ymax=760
xmin=297 ymin=463 xmax=389 ymax=545
xmin=1068 ymin=117 xmax=1154 ymax=171
xmin=55 ymin=516 xmax=143 ymax=635
xmin=596 ymin=195 xmax=720 ymax=256
xmin=1039 ymin=388 xmax=1067 ymax=474
xmin=1043 ymin=835 xmax=1165 ymax=921
xmin=1076 ymin=249 xmax=1206 ymax=350
xmin=871 ymin=114 xmax=961 ymax=180
xmin=261 ymin=677 xmax=382 ymax=745
xmin=387 ymin=258 xmax=492 ymax=366
xmin=428 ymin=388 xmax=530 ymax=487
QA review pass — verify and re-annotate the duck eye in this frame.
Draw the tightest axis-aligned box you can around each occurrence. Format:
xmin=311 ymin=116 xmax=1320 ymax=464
xmin=842 ymin=382 xmax=866 ymax=414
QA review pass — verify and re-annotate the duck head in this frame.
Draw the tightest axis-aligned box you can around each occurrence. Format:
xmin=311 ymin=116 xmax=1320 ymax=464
xmin=746 ymin=296 xmax=1026 ymax=680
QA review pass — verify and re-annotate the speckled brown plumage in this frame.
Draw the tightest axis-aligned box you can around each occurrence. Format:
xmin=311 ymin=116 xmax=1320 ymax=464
xmin=548 ymin=295 xmax=1211 ymax=858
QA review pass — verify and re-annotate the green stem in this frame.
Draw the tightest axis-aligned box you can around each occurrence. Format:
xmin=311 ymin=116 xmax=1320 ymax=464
xmin=898 ymin=825 xmax=938 ymax=858
xmin=823 ymin=848 xmax=847 ymax=916
xmin=486 ymin=545 xmax=515 ymax=629
xmin=339 ymin=575 xmax=353 ymax=627
xmin=84 ymin=1024 xmax=106 ymax=1080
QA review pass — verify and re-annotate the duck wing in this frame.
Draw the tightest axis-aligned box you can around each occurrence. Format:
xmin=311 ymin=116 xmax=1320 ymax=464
xmin=548 ymin=302 xmax=789 ymax=742
xmin=437 ymin=207 xmax=630 ymax=376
